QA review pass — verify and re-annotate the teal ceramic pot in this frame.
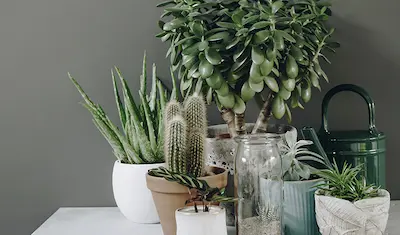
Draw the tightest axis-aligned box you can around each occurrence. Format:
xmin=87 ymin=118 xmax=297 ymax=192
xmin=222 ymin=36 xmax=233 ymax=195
xmin=284 ymin=179 xmax=322 ymax=235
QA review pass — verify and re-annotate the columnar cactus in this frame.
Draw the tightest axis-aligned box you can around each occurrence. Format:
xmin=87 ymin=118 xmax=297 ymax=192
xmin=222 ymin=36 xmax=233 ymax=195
xmin=164 ymin=93 xmax=207 ymax=177
xmin=165 ymin=116 xmax=187 ymax=174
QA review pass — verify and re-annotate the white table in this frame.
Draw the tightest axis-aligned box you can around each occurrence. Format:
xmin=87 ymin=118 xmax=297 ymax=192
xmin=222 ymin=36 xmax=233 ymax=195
xmin=33 ymin=202 xmax=400 ymax=235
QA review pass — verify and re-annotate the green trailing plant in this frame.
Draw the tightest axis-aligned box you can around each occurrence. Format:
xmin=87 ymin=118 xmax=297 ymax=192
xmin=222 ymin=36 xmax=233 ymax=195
xmin=164 ymin=93 xmax=207 ymax=177
xmin=157 ymin=0 xmax=339 ymax=136
xmin=148 ymin=167 xmax=235 ymax=212
xmin=279 ymin=128 xmax=331 ymax=181
xmin=316 ymin=161 xmax=380 ymax=202
xmin=69 ymin=53 xmax=169 ymax=164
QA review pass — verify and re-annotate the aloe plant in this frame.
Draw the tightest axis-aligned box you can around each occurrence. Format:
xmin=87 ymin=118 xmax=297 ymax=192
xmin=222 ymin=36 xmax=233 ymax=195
xmin=69 ymin=53 xmax=169 ymax=164
xmin=279 ymin=128 xmax=331 ymax=181
xmin=157 ymin=0 xmax=338 ymax=136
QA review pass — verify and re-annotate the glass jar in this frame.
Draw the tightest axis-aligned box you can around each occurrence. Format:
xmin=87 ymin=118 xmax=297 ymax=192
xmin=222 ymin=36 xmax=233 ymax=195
xmin=234 ymin=134 xmax=283 ymax=235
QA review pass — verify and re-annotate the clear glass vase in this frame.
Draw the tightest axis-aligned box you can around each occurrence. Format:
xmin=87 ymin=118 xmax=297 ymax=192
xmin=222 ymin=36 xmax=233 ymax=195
xmin=234 ymin=134 xmax=283 ymax=235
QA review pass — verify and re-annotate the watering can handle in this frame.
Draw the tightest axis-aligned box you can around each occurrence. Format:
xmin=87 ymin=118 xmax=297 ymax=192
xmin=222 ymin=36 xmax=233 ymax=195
xmin=321 ymin=84 xmax=379 ymax=135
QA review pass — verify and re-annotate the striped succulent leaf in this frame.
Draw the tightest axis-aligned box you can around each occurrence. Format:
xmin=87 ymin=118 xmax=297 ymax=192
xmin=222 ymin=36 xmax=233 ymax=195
xmin=148 ymin=167 xmax=236 ymax=204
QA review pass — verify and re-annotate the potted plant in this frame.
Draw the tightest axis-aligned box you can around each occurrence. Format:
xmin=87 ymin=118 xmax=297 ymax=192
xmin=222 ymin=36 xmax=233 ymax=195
xmin=148 ymin=167 xmax=234 ymax=235
xmin=146 ymin=93 xmax=228 ymax=235
xmin=274 ymin=127 xmax=331 ymax=235
xmin=69 ymin=53 xmax=169 ymax=224
xmin=315 ymin=161 xmax=390 ymax=235
xmin=157 ymin=0 xmax=338 ymax=223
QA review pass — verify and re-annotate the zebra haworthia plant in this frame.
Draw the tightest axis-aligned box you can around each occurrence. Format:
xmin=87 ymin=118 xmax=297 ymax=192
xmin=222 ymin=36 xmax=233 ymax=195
xmin=164 ymin=93 xmax=207 ymax=177
xmin=69 ymin=53 xmax=169 ymax=164
xmin=148 ymin=167 xmax=235 ymax=212
xmin=157 ymin=0 xmax=339 ymax=136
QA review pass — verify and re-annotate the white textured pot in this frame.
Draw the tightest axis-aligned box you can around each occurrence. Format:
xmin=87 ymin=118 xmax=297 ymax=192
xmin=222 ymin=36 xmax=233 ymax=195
xmin=112 ymin=160 xmax=164 ymax=224
xmin=315 ymin=189 xmax=390 ymax=235
xmin=175 ymin=206 xmax=227 ymax=235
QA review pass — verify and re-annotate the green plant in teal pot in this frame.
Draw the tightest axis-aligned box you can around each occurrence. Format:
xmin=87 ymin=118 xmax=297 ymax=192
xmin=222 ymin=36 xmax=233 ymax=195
xmin=157 ymin=0 xmax=339 ymax=136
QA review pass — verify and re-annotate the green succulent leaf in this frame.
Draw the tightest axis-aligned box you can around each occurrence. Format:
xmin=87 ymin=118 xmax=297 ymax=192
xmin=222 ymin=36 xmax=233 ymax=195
xmin=286 ymin=55 xmax=299 ymax=79
xmin=241 ymin=81 xmax=256 ymax=102
xmin=199 ymin=57 xmax=214 ymax=78
xmin=254 ymin=30 xmax=271 ymax=44
xmin=205 ymin=48 xmax=222 ymax=65
xmin=251 ymin=46 xmax=265 ymax=65
xmin=217 ymin=92 xmax=235 ymax=108
xmin=264 ymin=76 xmax=279 ymax=93
xmin=249 ymin=80 xmax=264 ymax=93
xmin=207 ymin=31 xmax=230 ymax=42
xmin=272 ymin=96 xmax=285 ymax=119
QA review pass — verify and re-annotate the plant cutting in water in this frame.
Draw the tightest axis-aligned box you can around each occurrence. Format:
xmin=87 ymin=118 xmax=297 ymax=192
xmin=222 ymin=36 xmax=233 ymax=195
xmin=157 ymin=0 xmax=339 ymax=136
xmin=316 ymin=160 xmax=380 ymax=202
xmin=148 ymin=167 xmax=235 ymax=212
xmin=279 ymin=128 xmax=331 ymax=181
xmin=69 ymin=53 xmax=169 ymax=164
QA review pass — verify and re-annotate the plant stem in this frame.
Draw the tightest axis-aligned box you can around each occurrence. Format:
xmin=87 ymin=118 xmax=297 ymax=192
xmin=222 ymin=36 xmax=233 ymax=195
xmin=221 ymin=109 xmax=237 ymax=137
xmin=252 ymin=93 xmax=274 ymax=134
xmin=235 ymin=113 xmax=246 ymax=135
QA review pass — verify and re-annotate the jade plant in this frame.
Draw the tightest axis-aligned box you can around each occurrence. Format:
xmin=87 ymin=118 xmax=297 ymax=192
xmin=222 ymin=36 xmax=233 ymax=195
xmin=316 ymin=161 xmax=380 ymax=202
xmin=164 ymin=93 xmax=207 ymax=177
xmin=157 ymin=0 xmax=339 ymax=136
xmin=69 ymin=53 xmax=169 ymax=164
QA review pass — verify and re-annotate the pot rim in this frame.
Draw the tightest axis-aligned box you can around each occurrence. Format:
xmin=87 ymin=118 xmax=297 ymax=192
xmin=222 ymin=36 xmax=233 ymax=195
xmin=284 ymin=178 xmax=323 ymax=184
xmin=176 ymin=205 xmax=225 ymax=216
xmin=315 ymin=188 xmax=390 ymax=202
xmin=207 ymin=123 xmax=296 ymax=139
xmin=115 ymin=160 xmax=165 ymax=168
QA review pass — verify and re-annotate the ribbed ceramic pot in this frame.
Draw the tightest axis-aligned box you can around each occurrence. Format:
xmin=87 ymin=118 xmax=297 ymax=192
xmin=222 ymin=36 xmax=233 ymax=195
xmin=284 ymin=179 xmax=323 ymax=235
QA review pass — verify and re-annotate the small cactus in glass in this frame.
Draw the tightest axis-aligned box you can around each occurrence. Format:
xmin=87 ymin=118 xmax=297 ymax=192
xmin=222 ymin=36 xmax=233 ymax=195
xmin=164 ymin=93 xmax=207 ymax=177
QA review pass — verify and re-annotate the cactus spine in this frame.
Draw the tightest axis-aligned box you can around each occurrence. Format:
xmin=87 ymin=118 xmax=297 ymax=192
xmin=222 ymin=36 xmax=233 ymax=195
xmin=164 ymin=93 xmax=207 ymax=177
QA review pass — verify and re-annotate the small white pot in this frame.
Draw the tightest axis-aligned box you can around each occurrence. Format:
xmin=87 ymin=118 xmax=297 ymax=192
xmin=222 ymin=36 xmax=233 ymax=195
xmin=112 ymin=160 xmax=164 ymax=224
xmin=315 ymin=189 xmax=390 ymax=235
xmin=175 ymin=206 xmax=227 ymax=235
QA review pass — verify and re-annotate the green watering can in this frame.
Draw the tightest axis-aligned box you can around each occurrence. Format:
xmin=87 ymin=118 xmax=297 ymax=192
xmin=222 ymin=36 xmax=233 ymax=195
xmin=317 ymin=84 xmax=386 ymax=188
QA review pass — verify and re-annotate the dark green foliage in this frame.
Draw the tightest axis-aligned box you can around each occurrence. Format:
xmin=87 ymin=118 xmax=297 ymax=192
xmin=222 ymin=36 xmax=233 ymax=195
xmin=158 ymin=0 xmax=338 ymax=120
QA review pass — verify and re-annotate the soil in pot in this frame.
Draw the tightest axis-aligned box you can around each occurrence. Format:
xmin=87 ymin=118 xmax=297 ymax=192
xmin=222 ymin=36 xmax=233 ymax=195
xmin=146 ymin=166 xmax=228 ymax=235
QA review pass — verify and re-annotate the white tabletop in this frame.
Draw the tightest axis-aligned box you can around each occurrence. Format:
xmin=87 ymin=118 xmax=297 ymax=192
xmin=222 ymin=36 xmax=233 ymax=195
xmin=33 ymin=202 xmax=400 ymax=235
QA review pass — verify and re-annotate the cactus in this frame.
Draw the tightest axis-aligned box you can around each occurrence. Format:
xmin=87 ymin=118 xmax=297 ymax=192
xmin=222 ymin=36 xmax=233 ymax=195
xmin=184 ymin=93 xmax=207 ymax=134
xmin=164 ymin=93 xmax=207 ymax=177
xmin=187 ymin=131 xmax=205 ymax=177
xmin=165 ymin=116 xmax=187 ymax=173
xmin=165 ymin=100 xmax=182 ymax=123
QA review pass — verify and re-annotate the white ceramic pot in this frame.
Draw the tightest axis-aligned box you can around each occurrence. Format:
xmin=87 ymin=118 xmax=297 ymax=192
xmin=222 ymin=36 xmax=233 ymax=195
xmin=112 ymin=160 xmax=164 ymax=224
xmin=175 ymin=206 xmax=227 ymax=235
xmin=315 ymin=189 xmax=390 ymax=235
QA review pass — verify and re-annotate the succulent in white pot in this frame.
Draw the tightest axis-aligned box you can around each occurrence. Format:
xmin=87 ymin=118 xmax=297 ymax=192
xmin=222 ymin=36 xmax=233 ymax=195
xmin=69 ymin=53 xmax=171 ymax=223
xmin=315 ymin=161 xmax=390 ymax=235
xmin=272 ymin=127 xmax=331 ymax=235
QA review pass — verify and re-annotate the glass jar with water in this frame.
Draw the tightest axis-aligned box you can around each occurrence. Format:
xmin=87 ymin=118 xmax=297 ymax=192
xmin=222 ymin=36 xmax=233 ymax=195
xmin=234 ymin=134 xmax=283 ymax=235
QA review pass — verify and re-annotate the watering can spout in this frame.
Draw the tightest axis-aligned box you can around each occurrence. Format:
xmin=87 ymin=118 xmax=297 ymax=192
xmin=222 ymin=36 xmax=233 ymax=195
xmin=301 ymin=127 xmax=332 ymax=169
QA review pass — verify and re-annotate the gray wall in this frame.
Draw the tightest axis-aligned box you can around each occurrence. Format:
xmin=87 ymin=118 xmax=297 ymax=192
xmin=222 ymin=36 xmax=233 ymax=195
xmin=0 ymin=0 xmax=398 ymax=234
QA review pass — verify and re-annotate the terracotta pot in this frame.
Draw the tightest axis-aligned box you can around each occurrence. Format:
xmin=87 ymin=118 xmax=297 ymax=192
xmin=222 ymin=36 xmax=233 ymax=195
xmin=146 ymin=167 xmax=228 ymax=235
